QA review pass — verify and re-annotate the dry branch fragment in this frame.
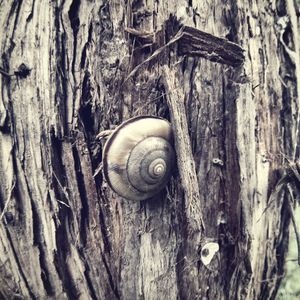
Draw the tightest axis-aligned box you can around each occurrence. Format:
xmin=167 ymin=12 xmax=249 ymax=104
xmin=126 ymin=17 xmax=245 ymax=80
xmin=162 ymin=66 xmax=204 ymax=233
xmin=177 ymin=26 xmax=245 ymax=66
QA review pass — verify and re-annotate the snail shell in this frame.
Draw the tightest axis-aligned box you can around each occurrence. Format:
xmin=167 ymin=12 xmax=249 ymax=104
xmin=102 ymin=116 xmax=175 ymax=201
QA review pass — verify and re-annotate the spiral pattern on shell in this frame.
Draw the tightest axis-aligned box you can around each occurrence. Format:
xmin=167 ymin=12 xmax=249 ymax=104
xmin=102 ymin=116 xmax=175 ymax=201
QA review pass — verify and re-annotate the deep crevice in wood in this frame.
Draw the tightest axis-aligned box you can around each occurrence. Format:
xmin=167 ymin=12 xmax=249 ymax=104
xmin=101 ymin=251 xmax=120 ymax=299
xmin=72 ymin=146 xmax=89 ymax=247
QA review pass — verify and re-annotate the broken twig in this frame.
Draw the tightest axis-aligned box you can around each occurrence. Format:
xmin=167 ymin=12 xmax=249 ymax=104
xmin=125 ymin=18 xmax=245 ymax=82
xmin=162 ymin=65 xmax=205 ymax=232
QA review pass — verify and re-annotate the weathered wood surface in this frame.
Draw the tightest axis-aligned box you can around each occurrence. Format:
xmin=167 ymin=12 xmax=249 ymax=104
xmin=0 ymin=0 xmax=299 ymax=299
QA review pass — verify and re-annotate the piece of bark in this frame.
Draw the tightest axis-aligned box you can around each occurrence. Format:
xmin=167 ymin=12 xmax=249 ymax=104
xmin=162 ymin=65 xmax=204 ymax=233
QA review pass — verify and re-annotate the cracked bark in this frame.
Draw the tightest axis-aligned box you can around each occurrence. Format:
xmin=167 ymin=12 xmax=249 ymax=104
xmin=0 ymin=0 xmax=299 ymax=299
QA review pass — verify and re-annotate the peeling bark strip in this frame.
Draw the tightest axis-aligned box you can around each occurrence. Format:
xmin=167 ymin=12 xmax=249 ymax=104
xmin=162 ymin=65 xmax=205 ymax=296
xmin=162 ymin=66 xmax=204 ymax=232
xmin=126 ymin=17 xmax=244 ymax=72
xmin=177 ymin=26 xmax=244 ymax=66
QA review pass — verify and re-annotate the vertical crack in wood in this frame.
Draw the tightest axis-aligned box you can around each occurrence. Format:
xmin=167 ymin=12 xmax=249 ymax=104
xmin=30 ymin=197 xmax=54 ymax=296
xmin=68 ymin=0 xmax=80 ymax=74
xmin=54 ymin=4 xmax=68 ymax=136
xmin=285 ymin=0 xmax=300 ymax=160
xmin=101 ymin=251 xmax=120 ymax=299
xmin=3 ymin=229 xmax=37 ymax=299
xmin=72 ymin=145 xmax=89 ymax=247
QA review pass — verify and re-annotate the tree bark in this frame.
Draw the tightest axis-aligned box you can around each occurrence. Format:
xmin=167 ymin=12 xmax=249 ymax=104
xmin=0 ymin=0 xmax=299 ymax=299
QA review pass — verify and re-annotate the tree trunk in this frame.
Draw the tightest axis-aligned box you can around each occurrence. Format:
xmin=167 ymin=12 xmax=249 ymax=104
xmin=0 ymin=0 xmax=299 ymax=299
